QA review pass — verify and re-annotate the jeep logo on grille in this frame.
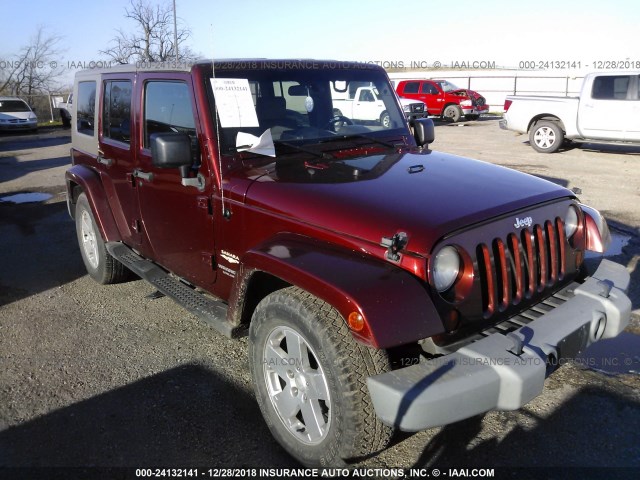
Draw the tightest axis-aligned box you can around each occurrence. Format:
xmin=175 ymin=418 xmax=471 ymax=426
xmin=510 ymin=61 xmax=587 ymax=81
xmin=514 ymin=216 xmax=533 ymax=229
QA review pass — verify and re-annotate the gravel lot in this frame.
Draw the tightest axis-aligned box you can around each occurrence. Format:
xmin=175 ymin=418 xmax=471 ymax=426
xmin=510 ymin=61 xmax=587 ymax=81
xmin=0 ymin=123 xmax=638 ymax=477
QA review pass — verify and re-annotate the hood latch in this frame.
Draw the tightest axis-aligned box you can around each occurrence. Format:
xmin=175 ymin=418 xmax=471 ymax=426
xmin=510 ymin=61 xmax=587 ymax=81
xmin=380 ymin=232 xmax=408 ymax=262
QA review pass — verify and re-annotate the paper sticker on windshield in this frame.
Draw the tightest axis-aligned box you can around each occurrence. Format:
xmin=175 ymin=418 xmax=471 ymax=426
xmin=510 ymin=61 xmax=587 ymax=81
xmin=211 ymin=78 xmax=259 ymax=128
xmin=236 ymin=129 xmax=275 ymax=157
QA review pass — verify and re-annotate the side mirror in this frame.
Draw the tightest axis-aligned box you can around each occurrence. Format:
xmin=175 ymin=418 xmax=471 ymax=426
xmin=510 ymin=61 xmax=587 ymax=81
xmin=413 ymin=118 xmax=435 ymax=147
xmin=150 ymin=132 xmax=205 ymax=191
xmin=150 ymin=132 xmax=192 ymax=170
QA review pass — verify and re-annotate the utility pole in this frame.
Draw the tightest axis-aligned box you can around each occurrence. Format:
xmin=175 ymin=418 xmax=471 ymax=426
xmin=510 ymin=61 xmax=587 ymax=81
xmin=173 ymin=0 xmax=179 ymax=61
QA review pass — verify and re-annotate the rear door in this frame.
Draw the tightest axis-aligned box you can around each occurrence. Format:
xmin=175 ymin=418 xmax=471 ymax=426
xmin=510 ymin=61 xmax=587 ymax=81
xmin=578 ymin=74 xmax=632 ymax=139
xmin=134 ymin=74 xmax=217 ymax=286
xmin=98 ymin=74 xmax=141 ymax=246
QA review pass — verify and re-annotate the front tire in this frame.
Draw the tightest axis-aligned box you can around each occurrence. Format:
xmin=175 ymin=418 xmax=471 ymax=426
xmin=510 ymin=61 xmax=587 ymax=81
xmin=380 ymin=110 xmax=391 ymax=128
xmin=443 ymin=104 xmax=462 ymax=122
xmin=529 ymin=120 xmax=564 ymax=153
xmin=249 ymin=287 xmax=392 ymax=466
xmin=75 ymin=193 xmax=130 ymax=284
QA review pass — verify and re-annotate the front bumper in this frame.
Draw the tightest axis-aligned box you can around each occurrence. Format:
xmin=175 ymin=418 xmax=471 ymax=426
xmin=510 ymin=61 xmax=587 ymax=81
xmin=405 ymin=112 xmax=427 ymax=121
xmin=460 ymin=105 xmax=489 ymax=116
xmin=0 ymin=120 xmax=37 ymax=131
xmin=367 ymin=259 xmax=631 ymax=431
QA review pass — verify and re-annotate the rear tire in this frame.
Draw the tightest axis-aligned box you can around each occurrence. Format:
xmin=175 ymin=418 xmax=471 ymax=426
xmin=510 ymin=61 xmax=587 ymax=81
xmin=249 ymin=287 xmax=393 ymax=466
xmin=75 ymin=193 xmax=130 ymax=284
xmin=529 ymin=120 xmax=564 ymax=153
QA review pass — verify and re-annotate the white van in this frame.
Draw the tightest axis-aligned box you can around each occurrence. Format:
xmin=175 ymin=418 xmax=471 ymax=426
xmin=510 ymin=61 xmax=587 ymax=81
xmin=0 ymin=97 xmax=38 ymax=132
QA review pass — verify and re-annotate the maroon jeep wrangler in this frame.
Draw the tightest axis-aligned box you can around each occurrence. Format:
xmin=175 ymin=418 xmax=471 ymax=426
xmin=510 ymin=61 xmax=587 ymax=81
xmin=66 ymin=60 xmax=631 ymax=466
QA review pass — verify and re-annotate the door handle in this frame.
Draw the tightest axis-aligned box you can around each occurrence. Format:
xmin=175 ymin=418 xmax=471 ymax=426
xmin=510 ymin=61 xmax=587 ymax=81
xmin=133 ymin=169 xmax=153 ymax=182
xmin=97 ymin=150 xmax=113 ymax=166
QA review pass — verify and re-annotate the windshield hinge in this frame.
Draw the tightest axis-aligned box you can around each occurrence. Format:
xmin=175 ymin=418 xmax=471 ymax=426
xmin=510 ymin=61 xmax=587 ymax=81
xmin=380 ymin=232 xmax=408 ymax=262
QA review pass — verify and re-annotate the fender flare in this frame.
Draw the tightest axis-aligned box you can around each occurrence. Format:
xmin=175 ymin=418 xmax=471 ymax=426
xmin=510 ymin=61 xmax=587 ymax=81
xmin=231 ymin=233 xmax=443 ymax=349
xmin=65 ymin=164 xmax=121 ymax=242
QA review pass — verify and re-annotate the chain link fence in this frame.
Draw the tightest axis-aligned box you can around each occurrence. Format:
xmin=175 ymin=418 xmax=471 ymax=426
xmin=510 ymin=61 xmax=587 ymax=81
xmin=10 ymin=74 xmax=588 ymax=123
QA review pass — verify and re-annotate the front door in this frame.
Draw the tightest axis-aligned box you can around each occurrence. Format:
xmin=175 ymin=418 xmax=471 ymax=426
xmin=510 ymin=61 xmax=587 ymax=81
xmin=134 ymin=75 xmax=216 ymax=286
xmin=578 ymin=74 xmax=632 ymax=140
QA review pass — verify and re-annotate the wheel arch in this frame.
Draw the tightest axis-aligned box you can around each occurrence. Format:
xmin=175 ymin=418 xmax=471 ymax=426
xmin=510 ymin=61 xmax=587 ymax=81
xmin=228 ymin=233 xmax=443 ymax=349
xmin=65 ymin=164 xmax=122 ymax=242
xmin=528 ymin=114 xmax=566 ymax=134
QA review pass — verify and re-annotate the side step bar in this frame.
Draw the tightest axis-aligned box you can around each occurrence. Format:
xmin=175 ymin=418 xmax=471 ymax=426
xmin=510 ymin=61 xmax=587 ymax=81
xmin=106 ymin=242 xmax=243 ymax=338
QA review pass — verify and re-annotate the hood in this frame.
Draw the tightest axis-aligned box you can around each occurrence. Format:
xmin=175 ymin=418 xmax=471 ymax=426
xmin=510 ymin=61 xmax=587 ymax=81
xmin=0 ymin=111 xmax=36 ymax=121
xmin=241 ymin=150 xmax=572 ymax=256
xmin=450 ymin=89 xmax=482 ymax=100
xmin=398 ymin=97 xmax=425 ymax=106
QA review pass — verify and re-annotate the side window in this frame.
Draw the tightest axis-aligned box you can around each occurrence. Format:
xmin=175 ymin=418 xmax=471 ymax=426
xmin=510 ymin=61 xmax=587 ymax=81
xmin=359 ymin=89 xmax=375 ymax=102
xmin=592 ymin=75 xmax=631 ymax=100
xmin=144 ymin=81 xmax=196 ymax=150
xmin=102 ymin=80 xmax=132 ymax=143
xmin=403 ymin=82 xmax=420 ymax=94
xmin=76 ymin=81 xmax=96 ymax=136
xmin=421 ymin=83 xmax=437 ymax=95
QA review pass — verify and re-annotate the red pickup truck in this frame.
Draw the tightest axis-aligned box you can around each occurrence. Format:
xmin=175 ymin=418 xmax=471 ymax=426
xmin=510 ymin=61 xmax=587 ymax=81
xmin=396 ymin=79 xmax=489 ymax=122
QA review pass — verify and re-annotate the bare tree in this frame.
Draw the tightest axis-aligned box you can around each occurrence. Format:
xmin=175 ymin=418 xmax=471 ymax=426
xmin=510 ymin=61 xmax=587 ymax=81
xmin=101 ymin=0 xmax=198 ymax=64
xmin=0 ymin=26 xmax=65 ymax=96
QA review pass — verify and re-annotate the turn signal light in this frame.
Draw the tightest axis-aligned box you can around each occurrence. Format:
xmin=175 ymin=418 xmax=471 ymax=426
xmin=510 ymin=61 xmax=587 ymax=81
xmin=348 ymin=312 xmax=365 ymax=332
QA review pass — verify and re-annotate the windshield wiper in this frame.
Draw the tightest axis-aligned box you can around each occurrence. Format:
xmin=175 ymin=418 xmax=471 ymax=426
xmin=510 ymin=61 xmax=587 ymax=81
xmin=322 ymin=134 xmax=404 ymax=149
xmin=274 ymin=140 xmax=334 ymax=160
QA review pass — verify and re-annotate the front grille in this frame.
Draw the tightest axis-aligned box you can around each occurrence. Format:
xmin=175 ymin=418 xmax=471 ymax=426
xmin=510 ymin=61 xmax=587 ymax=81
xmin=477 ymin=96 xmax=486 ymax=107
xmin=412 ymin=104 xmax=424 ymax=113
xmin=477 ymin=218 xmax=566 ymax=318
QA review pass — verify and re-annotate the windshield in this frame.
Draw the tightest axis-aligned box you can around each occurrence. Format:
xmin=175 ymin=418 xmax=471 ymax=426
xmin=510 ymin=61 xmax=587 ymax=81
xmin=0 ymin=100 xmax=31 ymax=113
xmin=209 ymin=62 xmax=408 ymax=155
xmin=434 ymin=80 xmax=461 ymax=93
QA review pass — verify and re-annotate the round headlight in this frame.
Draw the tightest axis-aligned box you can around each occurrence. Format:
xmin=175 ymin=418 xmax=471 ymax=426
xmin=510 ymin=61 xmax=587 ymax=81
xmin=433 ymin=246 xmax=461 ymax=292
xmin=564 ymin=205 xmax=579 ymax=239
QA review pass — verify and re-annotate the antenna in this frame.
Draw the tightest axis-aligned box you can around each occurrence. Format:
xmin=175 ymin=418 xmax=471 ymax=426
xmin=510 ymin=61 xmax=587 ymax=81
xmin=210 ymin=24 xmax=226 ymax=217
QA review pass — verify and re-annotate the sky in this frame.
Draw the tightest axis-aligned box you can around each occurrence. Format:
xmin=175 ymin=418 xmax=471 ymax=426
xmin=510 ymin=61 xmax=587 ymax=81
xmin=2 ymin=0 xmax=639 ymax=88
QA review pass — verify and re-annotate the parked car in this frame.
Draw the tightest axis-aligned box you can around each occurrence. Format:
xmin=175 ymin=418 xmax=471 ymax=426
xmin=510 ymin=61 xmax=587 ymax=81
xmin=331 ymin=83 xmax=425 ymax=127
xmin=66 ymin=60 xmax=630 ymax=467
xmin=500 ymin=71 xmax=640 ymax=153
xmin=396 ymin=79 xmax=489 ymax=122
xmin=0 ymin=97 xmax=38 ymax=132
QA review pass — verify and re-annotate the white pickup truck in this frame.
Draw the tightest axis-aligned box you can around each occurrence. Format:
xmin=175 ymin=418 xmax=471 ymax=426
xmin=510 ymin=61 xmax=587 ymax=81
xmin=332 ymin=84 xmax=426 ymax=128
xmin=500 ymin=71 xmax=640 ymax=152
xmin=52 ymin=93 xmax=73 ymax=128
